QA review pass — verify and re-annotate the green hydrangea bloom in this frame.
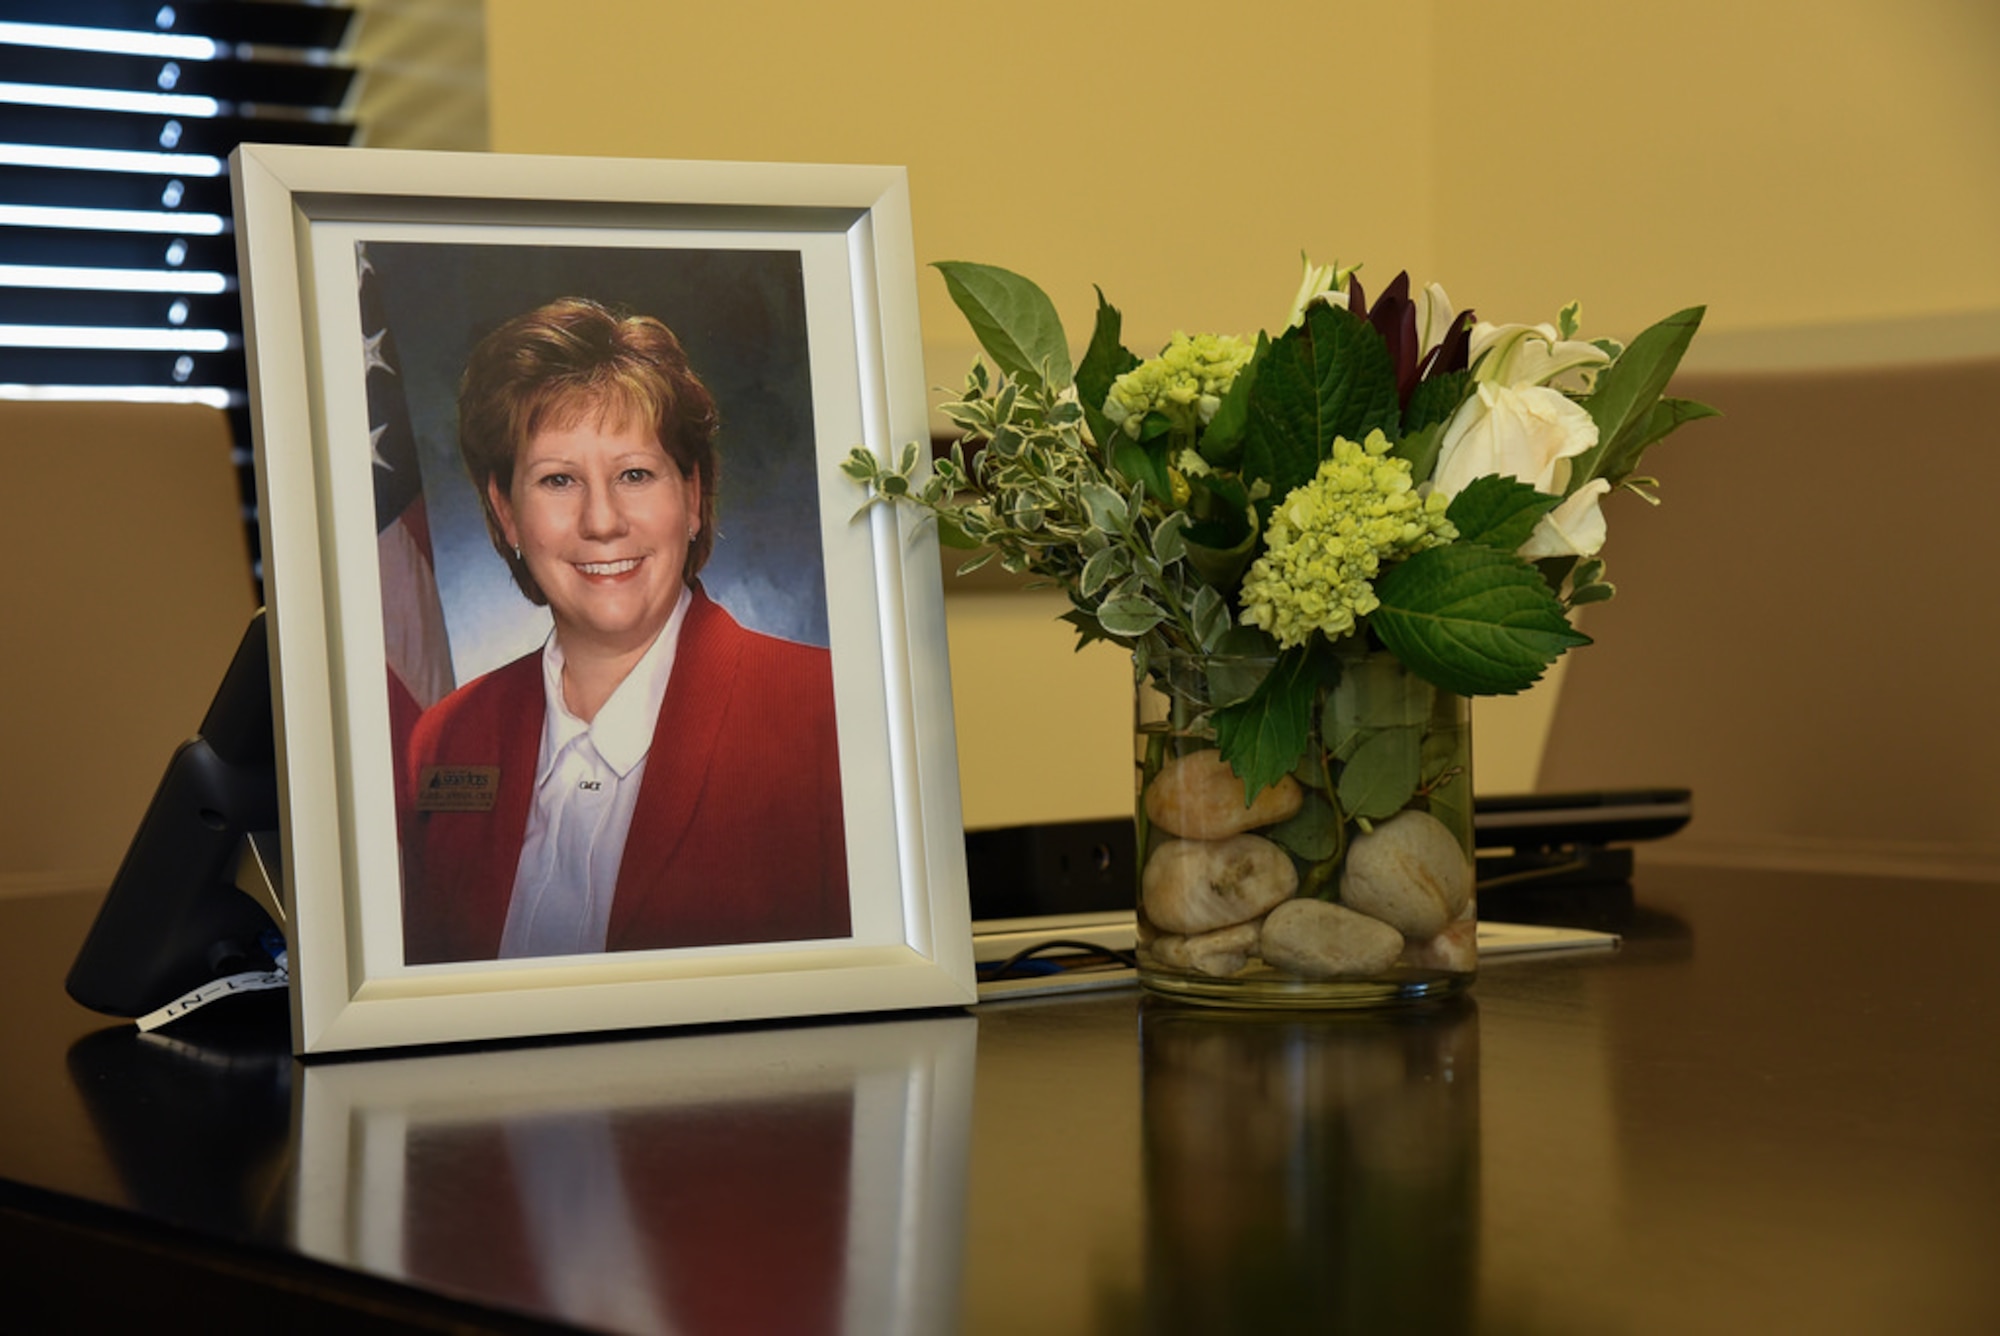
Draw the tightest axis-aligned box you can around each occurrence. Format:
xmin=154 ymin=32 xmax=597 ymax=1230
xmin=1103 ymin=332 xmax=1253 ymax=439
xmin=1239 ymin=430 xmax=1457 ymax=648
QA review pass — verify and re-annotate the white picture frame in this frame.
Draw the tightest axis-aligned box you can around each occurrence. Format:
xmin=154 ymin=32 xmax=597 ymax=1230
xmin=232 ymin=144 xmax=973 ymax=1054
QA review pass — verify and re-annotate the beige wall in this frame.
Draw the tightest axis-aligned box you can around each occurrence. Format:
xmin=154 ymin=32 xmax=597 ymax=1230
xmin=1434 ymin=0 xmax=2000 ymax=343
xmin=353 ymin=0 xmax=490 ymax=151
xmin=489 ymin=0 xmax=2000 ymax=355
xmin=1537 ymin=360 xmax=2000 ymax=881
xmin=0 ymin=405 xmax=256 ymax=897
xmin=483 ymin=0 xmax=2000 ymax=836
xmin=485 ymin=0 xmax=1439 ymax=381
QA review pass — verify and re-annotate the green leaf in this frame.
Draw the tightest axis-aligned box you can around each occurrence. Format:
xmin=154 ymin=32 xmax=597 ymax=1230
xmin=1372 ymin=545 xmax=1592 ymax=696
xmin=1420 ymin=709 xmax=1465 ymax=774
xmin=1058 ymin=606 xmax=1125 ymax=650
xmin=934 ymin=261 xmax=1074 ymax=393
xmin=1196 ymin=333 xmax=1264 ymax=468
xmin=1534 ymin=554 xmax=1578 ymax=594
xmin=1572 ymin=306 xmax=1705 ymax=488
xmin=1445 ymin=475 xmax=1561 ymax=551
xmin=1266 ymin=788 xmax=1344 ymax=861
xmin=1592 ymin=395 xmax=1721 ymax=487
xmin=1216 ymin=625 xmax=1279 ymax=657
xmin=1425 ymin=771 xmax=1473 ymax=856
xmin=840 ymin=446 xmax=880 ymax=482
xmin=1205 ymin=629 xmax=1277 ymax=707
xmin=1077 ymin=287 xmax=1140 ymax=448
xmin=1403 ymin=369 xmax=1470 ymax=437
xmin=1182 ymin=533 xmax=1257 ymax=593
xmin=1212 ymin=643 xmax=1325 ymax=802
xmin=1569 ymin=581 xmax=1617 ymax=606
xmin=1151 ymin=510 xmax=1190 ymax=567
xmin=1185 ymin=472 xmax=1253 ymax=533
xmin=1241 ymin=303 xmax=1402 ymax=507
xmin=1079 ymin=544 xmax=1127 ymax=597
xmin=1110 ymin=435 xmax=1173 ymax=505
xmin=1098 ymin=594 xmax=1167 ymax=638
xmin=1337 ymin=725 xmax=1422 ymax=820
xmin=1181 ymin=473 xmax=1259 ymax=590
xmin=1388 ymin=419 xmax=1446 ymax=486
xmin=1080 ymin=481 xmax=1129 ymax=534
xmin=954 ymin=548 xmax=998 ymax=576
xmin=1331 ymin=652 xmax=1435 ymax=729
xmin=1105 ymin=571 xmax=1147 ymax=604
xmin=1191 ymin=583 xmax=1230 ymax=651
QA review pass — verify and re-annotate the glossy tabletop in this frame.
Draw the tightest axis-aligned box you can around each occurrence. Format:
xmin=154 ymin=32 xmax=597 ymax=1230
xmin=4 ymin=863 xmax=1998 ymax=1334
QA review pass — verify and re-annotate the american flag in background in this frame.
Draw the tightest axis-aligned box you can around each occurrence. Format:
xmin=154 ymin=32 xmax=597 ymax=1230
xmin=359 ymin=243 xmax=455 ymax=812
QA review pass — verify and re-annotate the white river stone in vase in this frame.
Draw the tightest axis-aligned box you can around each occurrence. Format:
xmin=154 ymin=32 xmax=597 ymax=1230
xmin=1145 ymin=749 xmax=1304 ymax=839
xmin=1401 ymin=918 xmax=1478 ymax=973
xmin=1338 ymin=809 xmax=1473 ymax=939
xmin=1148 ymin=921 xmax=1263 ymax=977
xmin=1260 ymin=898 xmax=1405 ymax=979
xmin=1142 ymin=834 xmax=1299 ymax=935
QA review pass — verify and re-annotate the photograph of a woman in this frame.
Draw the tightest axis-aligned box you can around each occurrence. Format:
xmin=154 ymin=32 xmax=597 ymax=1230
xmin=396 ymin=293 xmax=850 ymax=964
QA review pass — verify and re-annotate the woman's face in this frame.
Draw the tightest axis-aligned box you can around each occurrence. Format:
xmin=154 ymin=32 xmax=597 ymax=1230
xmin=488 ymin=416 xmax=700 ymax=661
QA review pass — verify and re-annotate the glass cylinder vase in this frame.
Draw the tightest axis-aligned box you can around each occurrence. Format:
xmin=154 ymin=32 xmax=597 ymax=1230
xmin=1134 ymin=646 xmax=1475 ymax=1007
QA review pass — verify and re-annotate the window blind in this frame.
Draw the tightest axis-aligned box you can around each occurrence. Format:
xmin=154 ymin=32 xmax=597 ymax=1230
xmin=1 ymin=2 xmax=366 ymax=583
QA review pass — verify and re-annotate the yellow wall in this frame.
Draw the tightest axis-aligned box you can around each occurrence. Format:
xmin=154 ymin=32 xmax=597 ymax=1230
xmin=483 ymin=0 xmax=2000 ymax=827
xmin=489 ymin=0 xmax=2000 ymax=355
xmin=1434 ymin=0 xmax=2000 ymax=351
xmin=485 ymin=0 xmax=1439 ymax=378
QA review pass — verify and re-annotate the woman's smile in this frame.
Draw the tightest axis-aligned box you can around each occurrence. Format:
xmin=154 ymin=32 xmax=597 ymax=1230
xmin=575 ymin=556 xmax=644 ymax=578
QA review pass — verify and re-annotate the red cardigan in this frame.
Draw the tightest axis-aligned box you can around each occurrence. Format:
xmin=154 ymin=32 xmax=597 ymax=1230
xmin=400 ymin=589 xmax=850 ymax=964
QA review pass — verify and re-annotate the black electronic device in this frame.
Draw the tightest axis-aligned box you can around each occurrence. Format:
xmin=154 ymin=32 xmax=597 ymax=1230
xmin=1471 ymin=787 xmax=1692 ymax=851
xmin=66 ymin=611 xmax=284 ymax=1018
xmin=1471 ymin=787 xmax=1691 ymax=925
xmin=965 ymin=818 xmax=1134 ymax=923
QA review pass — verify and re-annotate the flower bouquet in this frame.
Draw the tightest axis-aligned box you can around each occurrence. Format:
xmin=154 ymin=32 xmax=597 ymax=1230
xmin=846 ymin=258 xmax=1712 ymax=1004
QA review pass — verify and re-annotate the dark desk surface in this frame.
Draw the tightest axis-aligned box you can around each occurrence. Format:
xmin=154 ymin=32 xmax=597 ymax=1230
xmin=5 ymin=863 xmax=1998 ymax=1334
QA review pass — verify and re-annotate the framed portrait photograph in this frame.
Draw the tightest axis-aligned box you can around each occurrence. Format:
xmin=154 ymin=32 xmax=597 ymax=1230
xmin=231 ymin=145 xmax=973 ymax=1054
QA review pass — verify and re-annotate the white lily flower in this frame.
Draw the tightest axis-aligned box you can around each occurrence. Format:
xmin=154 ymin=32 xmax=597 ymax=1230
xmin=1518 ymin=478 xmax=1612 ymax=560
xmin=1433 ymin=382 xmax=1598 ymax=500
xmin=1415 ymin=282 xmax=1456 ymax=358
xmin=1470 ymin=321 xmax=1612 ymax=389
xmin=1284 ymin=255 xmax=1358 ymax=329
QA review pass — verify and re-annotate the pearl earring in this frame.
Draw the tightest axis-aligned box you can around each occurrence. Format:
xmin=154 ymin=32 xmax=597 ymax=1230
xmin=512 ymin=544 xmax=522 ymax=560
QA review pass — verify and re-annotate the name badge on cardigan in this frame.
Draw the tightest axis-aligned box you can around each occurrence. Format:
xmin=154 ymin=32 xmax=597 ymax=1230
xmin=416 ymin=765 xmax=501 ymax=813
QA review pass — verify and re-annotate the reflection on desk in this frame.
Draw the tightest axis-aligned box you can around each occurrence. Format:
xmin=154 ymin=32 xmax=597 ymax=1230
xmin=1142 ymin=999 xmax=1477 ymax=1332
xmin=292 ymin=1018 xmax=972 ymax=1334
xmin=8 ymin=865 xmax=2000 ymax=1334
